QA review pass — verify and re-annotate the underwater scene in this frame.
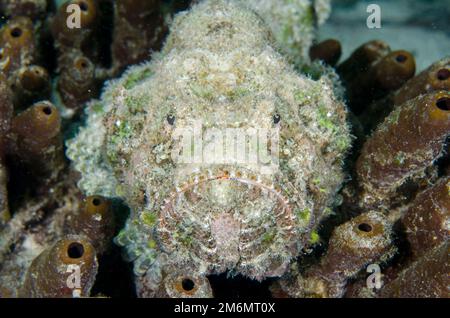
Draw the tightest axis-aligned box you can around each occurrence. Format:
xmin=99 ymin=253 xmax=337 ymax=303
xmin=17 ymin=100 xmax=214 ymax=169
xmin=0 ymin=0 xmax=448 ymax=299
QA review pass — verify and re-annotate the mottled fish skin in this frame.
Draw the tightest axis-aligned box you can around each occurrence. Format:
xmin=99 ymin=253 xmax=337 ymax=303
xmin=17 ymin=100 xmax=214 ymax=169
xmin=67 ymin=0 xmax=349 ymax=297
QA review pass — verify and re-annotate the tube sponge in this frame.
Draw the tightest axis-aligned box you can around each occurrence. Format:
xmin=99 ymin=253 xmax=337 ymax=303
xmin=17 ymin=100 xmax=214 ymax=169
xmin=137 ymin=266 xmax=214 ymax=298
xmin=67 ymin=0 xmax=351 ymax=288
xmin=9 ymin=101 xmax=65 ymax=180
xmin=111 ymin=0 xmax=167 ymax=74
xmin=393 ymin=57 xmax=450 ymax=107
xmin=20 ymin=236 xmax=98 ymax=297
xmin=0 ymin=75 xmax=13 ymax=225
xmin=241 ymin=0 xmax=331 ymax=65
xmin=57 ymin=53 xmax=99 ymax=110
xmin=379 ymin=242 xmax=449 ymax=298
xmin=0 ymin=16 xmax=36 ymax=76
xmin=401 ymin=177 xmax=449 ymax=260
xmin=345 ymin=50 xmax=416 ymax=113
xmin=303 ymin=211 xmax=395 ymax=297
xmin=309 ymin=39 xmax=342 ymax=66
xmin=14 ymin=64 xmax=51 ymax=107
xmin=337 ymin=40 xmax=391 ymax=84
xmin=64 ymin=195 xmax=115 ymax=254
xmin=51 ymin=0 xmax=98 ymax=48
xmin=0 ymin=0 xmax=47 ymax=20
xmin=271 ymin=211 xmax=395 ymax=298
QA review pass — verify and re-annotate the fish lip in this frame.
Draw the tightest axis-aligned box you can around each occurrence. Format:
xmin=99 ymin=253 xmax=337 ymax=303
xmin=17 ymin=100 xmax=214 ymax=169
xmin=157 ymin=175 xmax=315 ymax=276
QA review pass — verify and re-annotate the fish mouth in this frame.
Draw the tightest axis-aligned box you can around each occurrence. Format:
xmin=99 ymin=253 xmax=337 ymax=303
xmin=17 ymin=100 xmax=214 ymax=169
xmin=157 ymin=172 xmax=312 ymax=280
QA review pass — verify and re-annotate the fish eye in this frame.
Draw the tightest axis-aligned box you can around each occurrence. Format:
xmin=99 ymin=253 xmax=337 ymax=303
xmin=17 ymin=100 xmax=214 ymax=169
xmin=167 ymin=114 xmax=175 ymax=125
xmin=273 ymin=113 xmax=281 ymax=124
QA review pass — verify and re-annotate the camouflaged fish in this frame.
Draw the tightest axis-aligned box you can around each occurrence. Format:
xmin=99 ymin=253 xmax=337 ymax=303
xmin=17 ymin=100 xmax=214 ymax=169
xmin=67 ymin=0 xmax=350 ymax=297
